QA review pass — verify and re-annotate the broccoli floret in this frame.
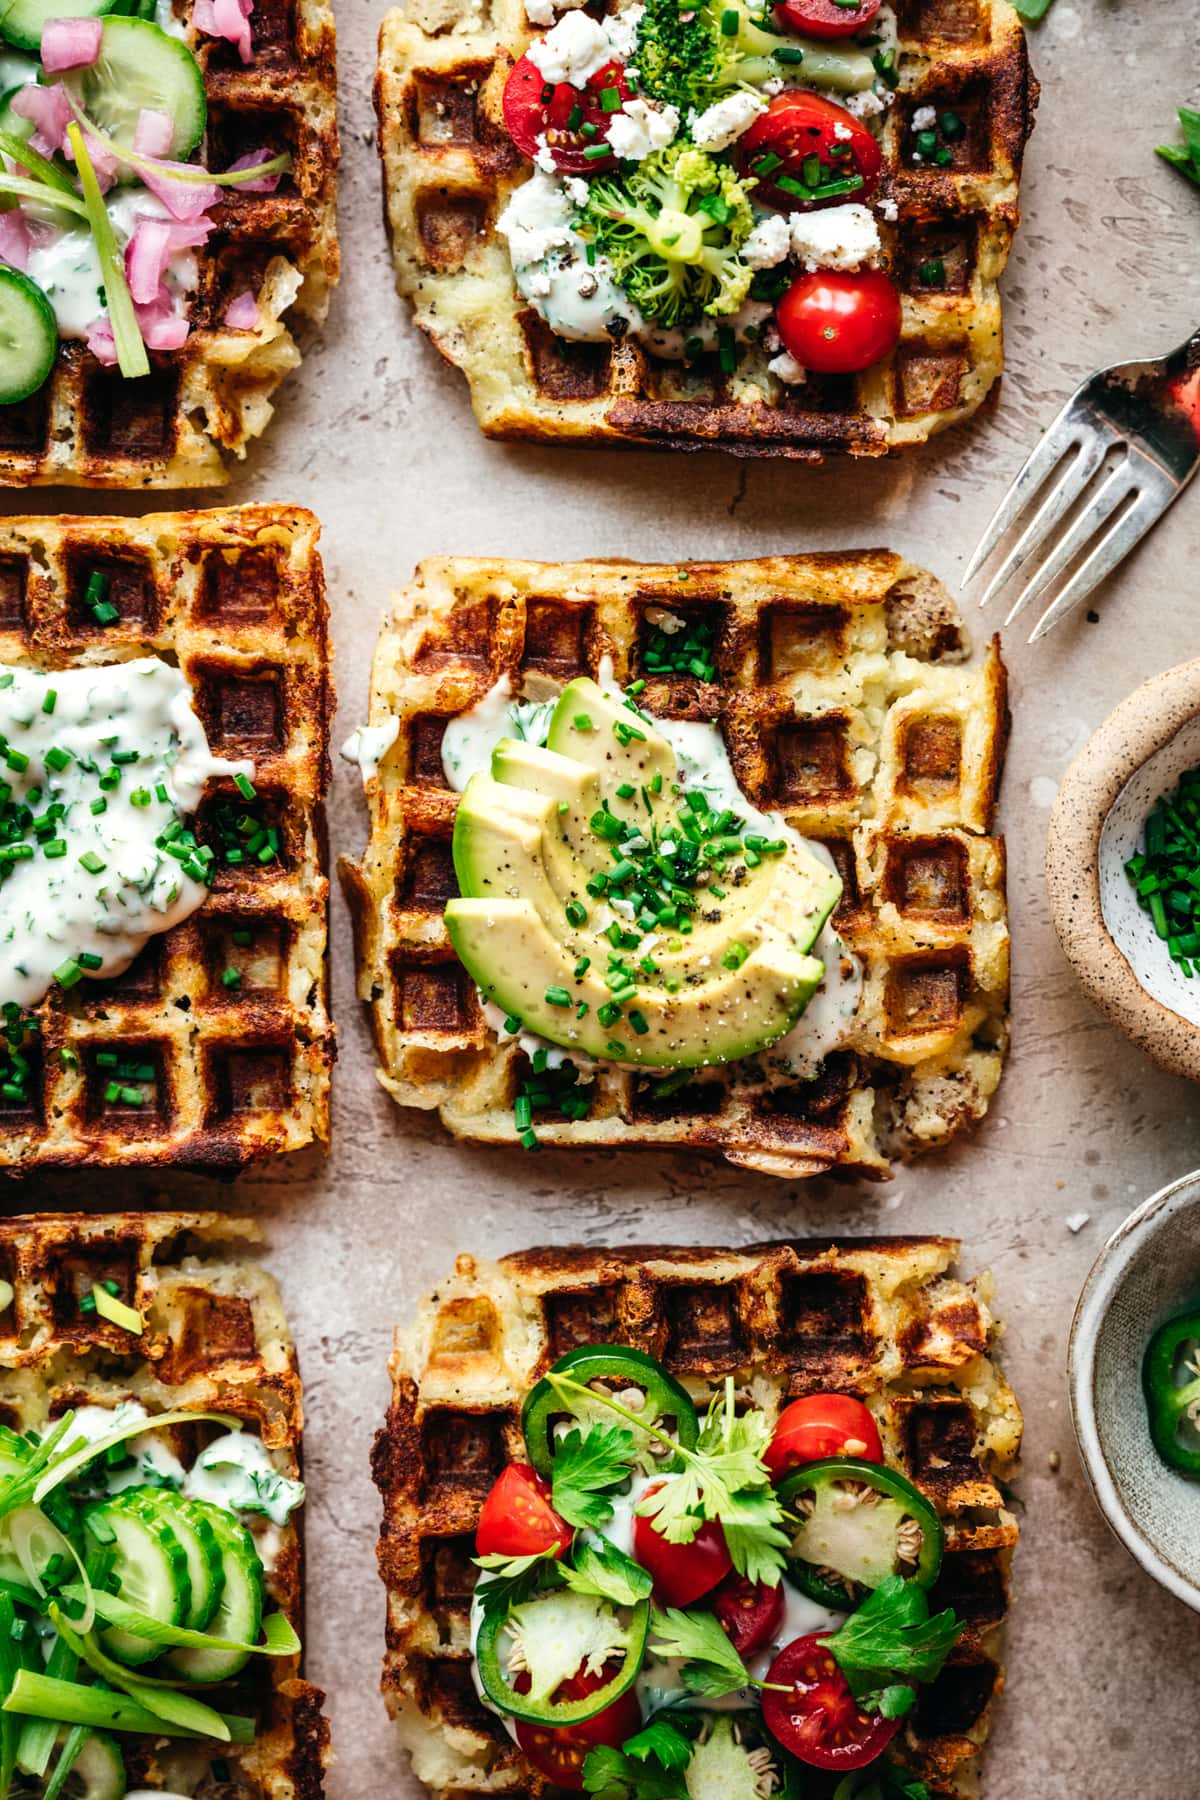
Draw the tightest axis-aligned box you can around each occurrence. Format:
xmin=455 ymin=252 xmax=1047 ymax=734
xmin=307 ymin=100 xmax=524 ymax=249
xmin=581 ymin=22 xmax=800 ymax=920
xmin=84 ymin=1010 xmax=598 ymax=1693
xmin=580 ymin=144 xmax=756 ymax=328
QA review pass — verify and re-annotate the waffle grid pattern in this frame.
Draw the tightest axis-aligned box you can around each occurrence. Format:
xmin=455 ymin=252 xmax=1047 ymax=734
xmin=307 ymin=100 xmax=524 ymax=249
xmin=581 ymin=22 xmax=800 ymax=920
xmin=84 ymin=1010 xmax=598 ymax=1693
xmin=0 ymin=0 xmax=339 ymax=489
xmin=374 ymin=1238 xmax=1022 ymax=1799
xmin=375 ymin=0 xmax=1035 ymax=458
xmin=0 ymin=1210 xmax=328 ymax=1799
xmin=0 ymin=506 xmax=334 ymax=1173
xmin=340 ymin=552 xmax=1009 ymax=1179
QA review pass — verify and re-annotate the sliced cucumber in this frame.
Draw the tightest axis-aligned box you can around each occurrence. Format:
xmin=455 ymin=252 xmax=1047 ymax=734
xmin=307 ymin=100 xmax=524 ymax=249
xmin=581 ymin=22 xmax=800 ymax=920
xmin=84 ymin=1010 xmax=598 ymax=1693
xmin=64 ymin=17 xmax=205 ymax=161
xmin=166 ymin=1501 xmax=263 ymax=1685
xmin=84 ymin=1493 xmax=190 ymax=1668
xmin=0 ymin=268 xmax=57 ymax=406
xmin=51 ymin=1729 xmax=126 ymax=1800
xmin=0 ymin=51 xmax=38 ymax=87
xmin=127 ymin=1489 xmax=224 ymax=1631
xmin=0 ymin=0 xmax=114 ymax=55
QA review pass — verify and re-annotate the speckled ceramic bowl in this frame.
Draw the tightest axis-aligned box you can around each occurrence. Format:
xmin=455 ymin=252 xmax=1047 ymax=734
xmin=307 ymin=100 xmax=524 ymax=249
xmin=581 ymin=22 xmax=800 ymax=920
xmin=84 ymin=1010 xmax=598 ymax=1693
xmin=1048 ymin=659 xmax=1200 ymax=1081
xmin=1070 ymin=1170 xmax=1200 ymax=1612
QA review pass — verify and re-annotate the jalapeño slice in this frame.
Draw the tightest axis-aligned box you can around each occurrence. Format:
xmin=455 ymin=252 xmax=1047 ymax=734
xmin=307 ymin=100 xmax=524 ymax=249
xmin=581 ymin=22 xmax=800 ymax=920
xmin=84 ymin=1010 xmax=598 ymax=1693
xmin=521 ymin=1345 xmax=698 ymax=1479
xmin=1142 ymin=1309 xmax=1200 ymax=1478
xmin=779 ymin=1456 xmax=943 ymax=1609
xmin=474 ymin=1591 xmax=650 ymax=1726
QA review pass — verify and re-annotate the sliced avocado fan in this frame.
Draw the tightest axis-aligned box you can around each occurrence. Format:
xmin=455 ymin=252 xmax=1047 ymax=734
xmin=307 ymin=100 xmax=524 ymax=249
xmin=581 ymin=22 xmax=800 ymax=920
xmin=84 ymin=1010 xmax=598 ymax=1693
xmin=445 ymin=678 xmax=841 ymax=1069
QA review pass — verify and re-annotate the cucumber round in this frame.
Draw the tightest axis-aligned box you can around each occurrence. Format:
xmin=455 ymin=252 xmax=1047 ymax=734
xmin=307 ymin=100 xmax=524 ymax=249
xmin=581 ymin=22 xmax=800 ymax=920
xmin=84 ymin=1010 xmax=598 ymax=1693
xmin=84 ymin=1493 xmax=190 ymax=1668
xmin=0 ymin=268 xmax=56 ymax=406
xmin=0 ymin=1432 xmax=37 ymax=1589
xmin=166 ymin=1501 xmax=263 ymax=1685
xmin=0 ymin=51 xmax=39 ymax=88
xmin=64 ymin=17 xmax=205 ymax=161
xmin=128 ymin=1489 xmax=224 ymax=1631
xmin=53 ymin=1729 xmax=125 ymax=1800
xmin=0 ymin=0 xmax=114 ymax=55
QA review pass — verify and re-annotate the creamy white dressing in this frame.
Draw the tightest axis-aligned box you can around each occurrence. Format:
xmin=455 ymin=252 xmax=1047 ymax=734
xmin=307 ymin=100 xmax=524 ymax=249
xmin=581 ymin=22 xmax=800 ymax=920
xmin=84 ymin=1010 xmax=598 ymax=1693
xmin=186 ymin=1429 xmax=305 ymax=1528
xmin=16 ymin=188 xmax=200 ymax=338
xmin=0 ymin=658 xmax=251 ymax=1012
xmin=65 ymin=1402 xmax=187 ymax=1495
xmin=439 ymin=667 xmax=862 ymax=1071
xmin=340 ymin=716 xmax=400 ymax=787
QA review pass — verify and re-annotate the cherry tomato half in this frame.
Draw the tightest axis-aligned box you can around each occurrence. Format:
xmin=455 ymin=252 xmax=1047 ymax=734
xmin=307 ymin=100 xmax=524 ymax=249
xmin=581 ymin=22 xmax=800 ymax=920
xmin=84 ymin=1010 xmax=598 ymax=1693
xmin=712 ymin=1572 xmax=786 ymax=1658
xmin=775 ymin=269 xmax=901 ymax=376
xmin=762 ymin=1633 xmax=899 ymax=1772
xmin=515 ymin=1666 xmax=643 ymax=1791
xmin=737 ymin=91 xmax=882 ymax=213
xmin=632 ymin=1481 xmax=733 ymax=1608
xmin=502 ymin=54 xmax=631 ymax=176
xmin=765 ymin=1395 xmax=884 ymax=1481
xmin=475 ymin=1463 xmax=574 ymax=1560
xmin=774 ymin=0 xmax=881 ymax=39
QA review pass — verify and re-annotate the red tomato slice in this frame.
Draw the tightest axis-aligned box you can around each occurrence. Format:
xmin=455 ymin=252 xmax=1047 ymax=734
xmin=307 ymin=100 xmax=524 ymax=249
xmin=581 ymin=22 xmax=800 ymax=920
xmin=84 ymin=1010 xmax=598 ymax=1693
xmin=762 ymin=1634 xmax=899 ymax=1772
xmin=711 ymin=1572 xmax=786 ymax=1658
xmin=737 ymin=91 xmax=882 ymax=212
xmin=774 ymin=0 xmax=881 ymax=39
xmin=775 ymin=269 xmax=901 ymax=375
xmin=475 ymin=1463 xmax=574 ymax=1560
xmin=765 ymin=1395 xmax=884 ymax=1480
xmin=514 ymin=1666 xmax=642 ymax=1791
xmin=502 ymin=54 xmax=631 ymax=175
xmin=632 ymin=1482 xmax=733 ymax=1608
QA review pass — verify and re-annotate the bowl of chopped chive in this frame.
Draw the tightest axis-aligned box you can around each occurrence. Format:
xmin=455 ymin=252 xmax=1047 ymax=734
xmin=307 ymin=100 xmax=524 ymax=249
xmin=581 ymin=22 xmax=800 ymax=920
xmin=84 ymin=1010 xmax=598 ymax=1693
xmin=1048 ymin=659 xmax=1200 ymax=1082
xmin=1070 ymin=1168 xmax=1200 ymax=1615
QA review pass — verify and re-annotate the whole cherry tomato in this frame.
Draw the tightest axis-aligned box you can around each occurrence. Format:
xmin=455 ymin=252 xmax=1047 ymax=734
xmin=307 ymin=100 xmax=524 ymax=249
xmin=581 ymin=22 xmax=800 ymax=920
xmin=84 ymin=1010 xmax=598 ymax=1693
xmin=765 ymin=1394 xmax=884 ymax=1480
xmin=775 ymin=270 xmax=901 ymax=375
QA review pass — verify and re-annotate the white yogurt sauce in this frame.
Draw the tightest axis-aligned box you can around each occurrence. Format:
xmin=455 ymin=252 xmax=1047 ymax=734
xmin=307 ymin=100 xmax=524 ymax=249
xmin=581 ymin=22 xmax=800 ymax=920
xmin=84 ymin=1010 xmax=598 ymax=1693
xmin=0 ymin=658 xmax=251 ymax=1012
xmin=65 ymin=1401 xmax=187 ymax=1494
xmin=340 ymin=716 xmax=400 ymax=787
xmin=17 ymin=189 xmax=200 ymax=338
xmin=439 ymin=667 xmax=862 ymax=1070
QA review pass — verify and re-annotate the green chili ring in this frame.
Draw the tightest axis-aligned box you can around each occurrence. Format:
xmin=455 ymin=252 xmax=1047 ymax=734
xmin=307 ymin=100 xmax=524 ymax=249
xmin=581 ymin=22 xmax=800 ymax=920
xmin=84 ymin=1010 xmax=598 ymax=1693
xmin=474 ymin=1597 xmax=650 ymax=1726
xmin=521 ymin=1345 xmax=698 ymax=1479
xmin=778 ymin=1457 xmax=943 ymax=1610
xmin=1142 ymin=1311 xmax=1200 ymax=1478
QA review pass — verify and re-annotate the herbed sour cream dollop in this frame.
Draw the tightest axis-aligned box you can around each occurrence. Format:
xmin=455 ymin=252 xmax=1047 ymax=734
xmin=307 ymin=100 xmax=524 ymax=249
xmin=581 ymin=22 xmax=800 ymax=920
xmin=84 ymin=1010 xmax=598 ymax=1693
xmin=0 ymin=658 xmax=251 ymax=1011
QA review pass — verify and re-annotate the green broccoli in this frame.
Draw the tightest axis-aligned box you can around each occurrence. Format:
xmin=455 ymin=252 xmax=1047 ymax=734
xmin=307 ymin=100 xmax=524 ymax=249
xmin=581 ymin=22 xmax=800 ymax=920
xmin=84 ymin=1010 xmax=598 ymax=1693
xmin=580 ymin=145 xmax=756 ymax=329
xmin=632 ymin=0 xmax=721 ymax=112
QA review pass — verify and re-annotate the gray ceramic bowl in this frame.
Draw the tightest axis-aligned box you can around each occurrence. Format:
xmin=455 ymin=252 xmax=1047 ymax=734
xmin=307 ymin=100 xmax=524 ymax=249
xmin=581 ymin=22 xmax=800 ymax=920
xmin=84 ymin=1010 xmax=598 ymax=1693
xmin=1048 ymin=659 xmax=1200 ymax=1082
xmin=1069 ymin=1169 xmax=1200 ymax=1611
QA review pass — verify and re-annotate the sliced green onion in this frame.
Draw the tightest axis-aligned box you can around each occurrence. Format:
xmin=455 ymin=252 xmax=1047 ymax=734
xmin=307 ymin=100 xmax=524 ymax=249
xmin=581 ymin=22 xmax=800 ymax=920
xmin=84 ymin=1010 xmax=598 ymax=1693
xmin=3 ymin=1668 xmax=253 ymax=1743
xmin=61 ymin=1588 xmax=299 ymax=1659
xmin=67 ymin=125 xmax=148 ymax=381
xmin=90 ymin=1285 xmax=142 ymax=1335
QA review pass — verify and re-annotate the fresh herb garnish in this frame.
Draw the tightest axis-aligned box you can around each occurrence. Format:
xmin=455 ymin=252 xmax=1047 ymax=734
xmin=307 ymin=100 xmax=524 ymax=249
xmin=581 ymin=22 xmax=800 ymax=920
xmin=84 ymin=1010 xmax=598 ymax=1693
xmin=621 ymin=1719 xmax=694 ymax=1769
xmin=560 ymin=1536 xmax=653 ymax=1608
xmin=472 ymin=1549 xmax=561 ymax=1620
xmin=832 ymin=1764 xmax=931 ymax=1800
xmin=551 ymin=1424 xmax=638 ymax=1530
xmin=582 ymin=1744 xmax=689 ymax=1800
xmin=1157 ymin=105 xmax=1200 ymax=190
xmin=1123 ymin=765 xmax=1200 ymax=974
xmin=646 ymin=1604 xmax=756 ymax=1698
xmin=824 ymin=1575 xmax=959 ymax=1707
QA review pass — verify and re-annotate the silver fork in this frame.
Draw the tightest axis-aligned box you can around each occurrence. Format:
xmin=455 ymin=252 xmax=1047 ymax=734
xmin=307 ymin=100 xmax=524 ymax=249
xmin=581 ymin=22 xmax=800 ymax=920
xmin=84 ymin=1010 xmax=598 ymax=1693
xmin=963 ymin=326 xmax=1200 ymax=641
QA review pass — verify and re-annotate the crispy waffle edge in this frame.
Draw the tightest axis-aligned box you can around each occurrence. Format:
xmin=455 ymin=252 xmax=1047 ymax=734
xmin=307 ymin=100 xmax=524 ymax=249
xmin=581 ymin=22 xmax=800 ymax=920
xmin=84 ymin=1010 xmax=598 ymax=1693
xmin=339 ymin=549 xmax=1011 ymax=1179
xmin=0 ymin=0 xmax=339 ymax=490
xmin=373 ymin=1238 xmax=1023 ymax=1800
xmin=374 ymin=0 xmax=1037 ymax=459
xmin=0 ymin=504 xmax=335 ymax=1174
xmin=0 ymin=1208 xmax=330 ymax=1799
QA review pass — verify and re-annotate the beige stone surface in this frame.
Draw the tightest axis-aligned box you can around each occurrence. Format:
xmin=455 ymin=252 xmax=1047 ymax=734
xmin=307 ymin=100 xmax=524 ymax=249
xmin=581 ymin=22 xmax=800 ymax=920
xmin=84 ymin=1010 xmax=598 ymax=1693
xmin=13 ymin=0 xmax=1200 ymax=1792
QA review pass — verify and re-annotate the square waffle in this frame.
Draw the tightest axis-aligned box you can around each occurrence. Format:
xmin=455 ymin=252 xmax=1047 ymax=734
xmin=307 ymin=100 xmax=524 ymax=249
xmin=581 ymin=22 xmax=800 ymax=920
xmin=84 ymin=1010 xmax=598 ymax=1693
xmin=340 ymin=551 xmax=1009 ymax=1179
xmin=374 ymin=1238 xmax=1022 ymax=1799
xmin=0 ymin=504 xmax=334 ymax=1173
xmin=0 ymin=1208 xmax=329 ymax=1799
xmin=374 ymin=0 xmax=1036 ymax=458
xmin=0 ymin=0 xmax=339 ymax=489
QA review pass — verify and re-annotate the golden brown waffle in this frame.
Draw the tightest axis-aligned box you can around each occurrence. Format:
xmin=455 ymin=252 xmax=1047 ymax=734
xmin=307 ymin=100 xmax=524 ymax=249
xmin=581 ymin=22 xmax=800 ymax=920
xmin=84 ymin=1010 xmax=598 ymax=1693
xmin=374 ymin=1239 xmax=1022 ymax=1799
xmin=375 ymin=0 xmax=1035 ymax=459
xmin=0 ymin=505 xmax=334 ymax=1173
xmin=340 ymin=551 xmax=1009 ymax=1179
xmin=0 ymin=0 xmax=339 ymax=489
xmin=0 ymin=1209 xmax=328 ymax=1799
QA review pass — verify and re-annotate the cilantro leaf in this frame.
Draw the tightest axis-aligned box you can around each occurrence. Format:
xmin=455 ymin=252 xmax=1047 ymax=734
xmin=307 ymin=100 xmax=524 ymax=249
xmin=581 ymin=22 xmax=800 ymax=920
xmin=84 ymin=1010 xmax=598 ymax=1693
xmin=826 ymin=1576 xmax=960 ymax=1701
xmin=867 ymin=1683 xmax=916 ymax=1720
xmin=621 ymin=1720 xmax=693 ymax=1771
xmin=472 ymin=1549 xmax=560 ymax=1621
xmin=562 ymin=1536 xmax=654 ymax=1609
xmin=647 ymin=1604 xmax=751 ymax=1699
xmin=582 ymin=1745 xmax=688 ymax=1800
xmin=552 ymin=1424 xmax=638 ymax=1531
xmin=1157 ymin=105 xmax=1200 ymax=189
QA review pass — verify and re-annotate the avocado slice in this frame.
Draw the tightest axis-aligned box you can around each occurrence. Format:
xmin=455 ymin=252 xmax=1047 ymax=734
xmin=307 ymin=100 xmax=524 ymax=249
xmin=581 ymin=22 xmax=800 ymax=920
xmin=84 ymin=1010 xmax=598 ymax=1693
xmin=445 ymin=678 xmax=841 ymax=1069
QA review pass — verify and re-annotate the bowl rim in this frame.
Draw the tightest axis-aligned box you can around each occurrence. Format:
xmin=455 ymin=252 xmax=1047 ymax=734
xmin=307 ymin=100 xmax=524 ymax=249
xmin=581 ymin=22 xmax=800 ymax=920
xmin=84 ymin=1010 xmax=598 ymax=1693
xmin=1047 ymin=657 xmax=1200 ymax=1083
xmin=1068 ymin=1166 xmax=1200 ymax=1614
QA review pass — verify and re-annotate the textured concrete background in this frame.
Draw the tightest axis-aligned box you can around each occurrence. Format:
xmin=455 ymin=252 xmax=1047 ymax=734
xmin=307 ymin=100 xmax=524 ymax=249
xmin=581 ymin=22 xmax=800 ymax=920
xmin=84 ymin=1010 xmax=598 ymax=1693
xmin=14 ymin=0 xmax=1200 ymax=1791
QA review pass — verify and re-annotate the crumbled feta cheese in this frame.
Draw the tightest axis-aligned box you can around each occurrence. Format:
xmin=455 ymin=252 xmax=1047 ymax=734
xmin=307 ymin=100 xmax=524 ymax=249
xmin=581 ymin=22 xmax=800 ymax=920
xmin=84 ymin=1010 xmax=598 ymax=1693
xmin=606 ymin=96 xmax=679 ymax=161
xmin=788 ymin=203 xmax=881 ymax=271
xmin=603 ymin=1 xmax=643 ymax=60
xmin=1066 ymin=1212 xmax=1090 ymax=1234
xmin=564 ymin=175 xmax=590 ymax=207
xmin=742 ymin=212 xmax=791 ymax=270
xmin=528 ymin=272 xmax=552 ymax=296
xmin=844 ymin=88 xmax=886 ymax=119
xmin=876 ymin=196 xmax=899 ymax=222
xmin=496 ymin=170 xmax=576 ymax=263
xmin=688 ymin=90 xmax=767 ymax=152
xmin=527 ymin=12 xmax=614 ymax=85
xmin=833 ymin=121 xmax=853 ymax=141
xmin=911 ymin=104 xmax=937 ymax=130
xmin=762 ymin=76 xmax=784 ymax=95
xmin=525 ymin=0 xmax=586 ymax=23
xmin=768 ymin=350 xmax=806 ymax=384
xmin=533 ymin=133 xmax=557 ymax=174
xmin=645 ymin=608 xmax=684 ymax=632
